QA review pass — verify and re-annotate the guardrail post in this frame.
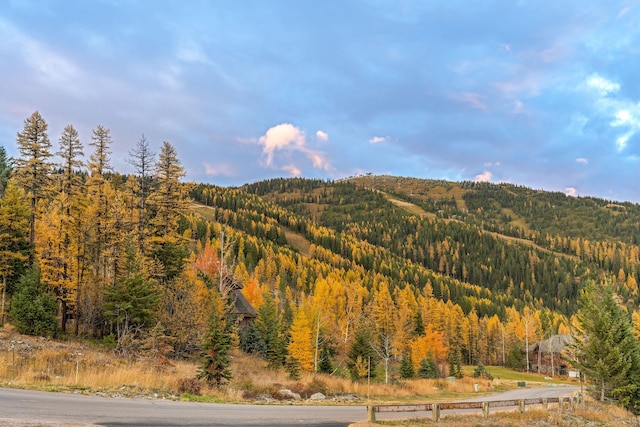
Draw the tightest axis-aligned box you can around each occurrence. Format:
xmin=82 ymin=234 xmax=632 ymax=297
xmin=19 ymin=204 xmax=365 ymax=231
xmin=432 ymin=403 xmax=440 ymax=421
xmin=367 ymin=405 xmax=375 ymax=422
xmin=559 ymin=397 xmax=565 ymax=414
xmin=542 ymin=398 xmax=548 ymax=409
xmin=482 ymin=401 xmax=489 ymax=418
xmin=519 ymin=399 xmax=525 ymax=413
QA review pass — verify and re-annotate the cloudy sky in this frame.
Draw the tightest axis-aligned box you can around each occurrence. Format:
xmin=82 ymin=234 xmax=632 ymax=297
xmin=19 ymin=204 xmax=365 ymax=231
xmin=1 ymin=1 xmax=639 ymax=202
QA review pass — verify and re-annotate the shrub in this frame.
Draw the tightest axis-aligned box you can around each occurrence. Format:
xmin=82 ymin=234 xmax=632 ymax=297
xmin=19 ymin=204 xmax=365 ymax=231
xmin=472 ymin=363 xmax=494 ymax=380
xmin=177 ymin=378 xmax=202 ymax=395
xmin=10 ymin=268 xmax=57 ymax=337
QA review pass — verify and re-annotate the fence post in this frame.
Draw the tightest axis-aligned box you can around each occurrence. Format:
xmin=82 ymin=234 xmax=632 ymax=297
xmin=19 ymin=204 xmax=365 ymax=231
xmin=542 ymin=398 xmax=548 ymax=410
xmin=432 ymin=403 xmax=440 ymax=421
xmin=559 ymin=397 xmax=565 ymax=414
xmin=482 ymin=401 xmax=490 ymax=418
xmin=570 ymin=397 xmax=576 ymax=412
xmin=367 ymin=405 xmax=375 ymax=422
xmin=519 ymin=399 xmax=525 ymax=413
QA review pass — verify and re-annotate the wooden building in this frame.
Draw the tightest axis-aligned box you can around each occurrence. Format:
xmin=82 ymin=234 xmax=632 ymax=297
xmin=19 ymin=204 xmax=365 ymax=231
xmin=529 ymin=335 xmax=573 ymax=376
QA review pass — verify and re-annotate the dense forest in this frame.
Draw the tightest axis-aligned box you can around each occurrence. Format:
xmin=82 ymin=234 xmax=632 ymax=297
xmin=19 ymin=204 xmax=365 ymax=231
xmin=4 ymin=112 xmax=640 ymax=403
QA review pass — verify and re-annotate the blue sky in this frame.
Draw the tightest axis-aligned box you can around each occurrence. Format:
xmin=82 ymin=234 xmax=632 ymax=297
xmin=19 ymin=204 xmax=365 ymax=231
xmin=1 ymin=1 xmax=639 ymax=202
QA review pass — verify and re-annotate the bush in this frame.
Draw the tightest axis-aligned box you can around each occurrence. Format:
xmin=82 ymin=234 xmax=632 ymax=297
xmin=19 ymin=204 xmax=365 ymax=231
xmin=417 ymin=357 xmax=437 ymax=379
xmin=399 ymin=354 xmax=415 ymax=379
xmin=177 ymin=378 xmax=202 ymax=395
xmin=473 ymin=363 xmax=494 ymax=380
xmin=10 ymin=268 xmax=57 ymax=337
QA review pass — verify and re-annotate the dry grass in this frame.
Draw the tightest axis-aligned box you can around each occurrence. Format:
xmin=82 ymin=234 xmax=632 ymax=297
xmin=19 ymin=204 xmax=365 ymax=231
xmin=3 ymin=327 xmax=637 ymax=426
xmin=281 ymin=225 xmax=312 ymax=257
xmin=1 ymin=326 xmax=487 ymax=403
xmin=355 ymin=402 xmax=640 ymax=427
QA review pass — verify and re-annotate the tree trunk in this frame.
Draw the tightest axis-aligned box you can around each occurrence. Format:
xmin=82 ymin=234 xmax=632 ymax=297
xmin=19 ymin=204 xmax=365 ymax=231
xmin=1 ymin=275 xmax=6 ymax=326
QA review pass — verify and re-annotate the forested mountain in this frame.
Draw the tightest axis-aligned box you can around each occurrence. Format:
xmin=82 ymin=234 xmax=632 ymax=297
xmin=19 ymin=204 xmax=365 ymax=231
xmin=4 ymin=112 xmax=640 ymax=399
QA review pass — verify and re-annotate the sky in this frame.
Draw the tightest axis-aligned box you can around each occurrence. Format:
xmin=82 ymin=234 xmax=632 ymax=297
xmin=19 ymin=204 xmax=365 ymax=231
xmin=1 ymin=1 xmax=640 ymax=203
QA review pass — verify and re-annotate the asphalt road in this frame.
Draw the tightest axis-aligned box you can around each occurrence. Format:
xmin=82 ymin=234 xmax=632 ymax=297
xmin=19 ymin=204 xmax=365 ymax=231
xmin=0 ymin=388 xmax=363 ymax=427
xmin=0 ymin=385 xmax=580 ymax=426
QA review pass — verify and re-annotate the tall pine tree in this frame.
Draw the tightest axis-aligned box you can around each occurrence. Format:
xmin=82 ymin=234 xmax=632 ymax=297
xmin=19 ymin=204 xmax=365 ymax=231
xmin=571 ymin=282 xmax=640 ymax=411
xmin=14 ymin=111 xmax=52 ymax=245
xmin=197 ymin=289 xmax=233 ymax=387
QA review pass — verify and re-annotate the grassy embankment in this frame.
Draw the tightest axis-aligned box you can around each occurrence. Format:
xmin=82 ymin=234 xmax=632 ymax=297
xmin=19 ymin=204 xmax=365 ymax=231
xmin=0 ymin=325 xmax=573 ymax=404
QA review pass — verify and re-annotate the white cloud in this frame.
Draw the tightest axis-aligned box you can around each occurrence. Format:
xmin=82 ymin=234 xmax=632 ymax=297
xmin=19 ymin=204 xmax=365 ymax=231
xmin=575 ymin=157 xmax=588 ymax=165
xmin=586 ymin=74 xmax=620 ymax=96
xmin=370 ymin=136 xmax=386 ymax=144
xmin=475 ymin=170 xmax=492 ymax=182
xmin=611 ymin=109 xmax=640 ymax=151
xmin=565 ymin=187 xmax=578 ymax=197
xmin=0 ymin=18 xmax=87 ymax=98
xmin=613 ymin=109 xmax=632 ymax=125
xmin=316 ymin=130 xmax=328 ymax=141
xmin=281 ymin=164 xmax=302 ymax=176
xmin=483 ymin=161 xmax=501 ymax=167
xmin=616 ymin=132 xmax=632 ymax=150
xmin=258 ymin=123 xmax=330 ymax=171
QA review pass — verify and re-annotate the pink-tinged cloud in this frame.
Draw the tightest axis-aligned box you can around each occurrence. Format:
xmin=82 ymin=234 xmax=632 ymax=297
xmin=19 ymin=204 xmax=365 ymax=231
xmin=565 ymin=187 xmax=578 ymax=197
xmin=369 ymin=136 xmax=386 ymax=144
xmin=316 ymin=130 xmax=328 ymax=141
xmin=258 ymin=123 xmax=330 ymax=171
xmin=475 ymin=170 xmax=492 ymax=182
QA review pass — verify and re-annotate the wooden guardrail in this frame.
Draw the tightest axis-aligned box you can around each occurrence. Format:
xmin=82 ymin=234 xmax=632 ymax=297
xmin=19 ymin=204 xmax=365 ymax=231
xmin=367 ymin=395 xmax=582 ymax=422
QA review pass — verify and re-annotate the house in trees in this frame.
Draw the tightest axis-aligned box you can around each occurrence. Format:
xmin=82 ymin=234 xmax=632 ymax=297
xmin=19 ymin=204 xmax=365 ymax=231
xmin=232 ymin=289 xmax=257 ymax=328
xmin=219 ymin=273 xmax=257 ymax=328
xmin=529 ymin=335 xmax=573 ymax=376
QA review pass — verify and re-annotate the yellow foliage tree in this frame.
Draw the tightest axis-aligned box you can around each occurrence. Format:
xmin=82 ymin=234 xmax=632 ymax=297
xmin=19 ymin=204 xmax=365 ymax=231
xmin=410 ymin=326 xmax=448 ymax=369
xmin=287 ymin=300 xmax=315 ymax=371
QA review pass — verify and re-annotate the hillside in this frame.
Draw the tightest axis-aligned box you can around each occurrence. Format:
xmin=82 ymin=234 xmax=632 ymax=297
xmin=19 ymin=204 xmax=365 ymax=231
xmin=209 ymin=176 xmax=640 ymax=317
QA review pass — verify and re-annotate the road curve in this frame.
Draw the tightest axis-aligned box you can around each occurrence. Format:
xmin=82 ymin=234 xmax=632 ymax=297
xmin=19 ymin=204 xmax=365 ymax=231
xmin=0 ymin=388 xmax=364 ymax=427
xmin=0 ymin=385 xmax=580 ymax=426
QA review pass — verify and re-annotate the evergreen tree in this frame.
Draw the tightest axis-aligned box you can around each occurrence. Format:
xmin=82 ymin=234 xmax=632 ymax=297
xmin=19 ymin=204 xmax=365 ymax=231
xmin=151 ymin=141 xmax=186 ymax=237
xmin=239 ymin=321 xmax=266 ymax=355
xmin=127 ymin=135 xmax=155 ymax=252
xmin=14 ymin=111 xmax=53 ymax=245
xmin=0 ymin=181 xmax=31 ymax=325
xmin=10 ymin=267 xmax=57 ymax=337
xmin=399 ymin=353 xmax=415 ymax=379
xmin=255 ymin=292 xmax=287 ymax=369
xmin=417 ymin=356 xmax=437 ymax=379
xmin=347 ymin=322 xmax=376 ymax=381
xmin=0 ymin=146 xmax=12 ymax=197
xmin=197 ymin=289 xmax=233 ymax=387
xmin=103 ymin=244 xmax=159 ymax=348
xmin=570 ymin=282 xmax=640 ymax=410
xmin=473 ymin=363 xmax=494 ymax=380
xmin=448 ymin=347 xmax=463 ymax=378
xmin=318 ymin=344 xmax=333 ymax=374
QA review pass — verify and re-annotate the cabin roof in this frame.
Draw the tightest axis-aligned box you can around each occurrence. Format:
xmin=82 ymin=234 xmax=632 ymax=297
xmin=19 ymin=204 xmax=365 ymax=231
xmin=531 ymin=335 xmax=573 ymax=354
xmin=232 ymin=289 xmax=257 ymax=318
